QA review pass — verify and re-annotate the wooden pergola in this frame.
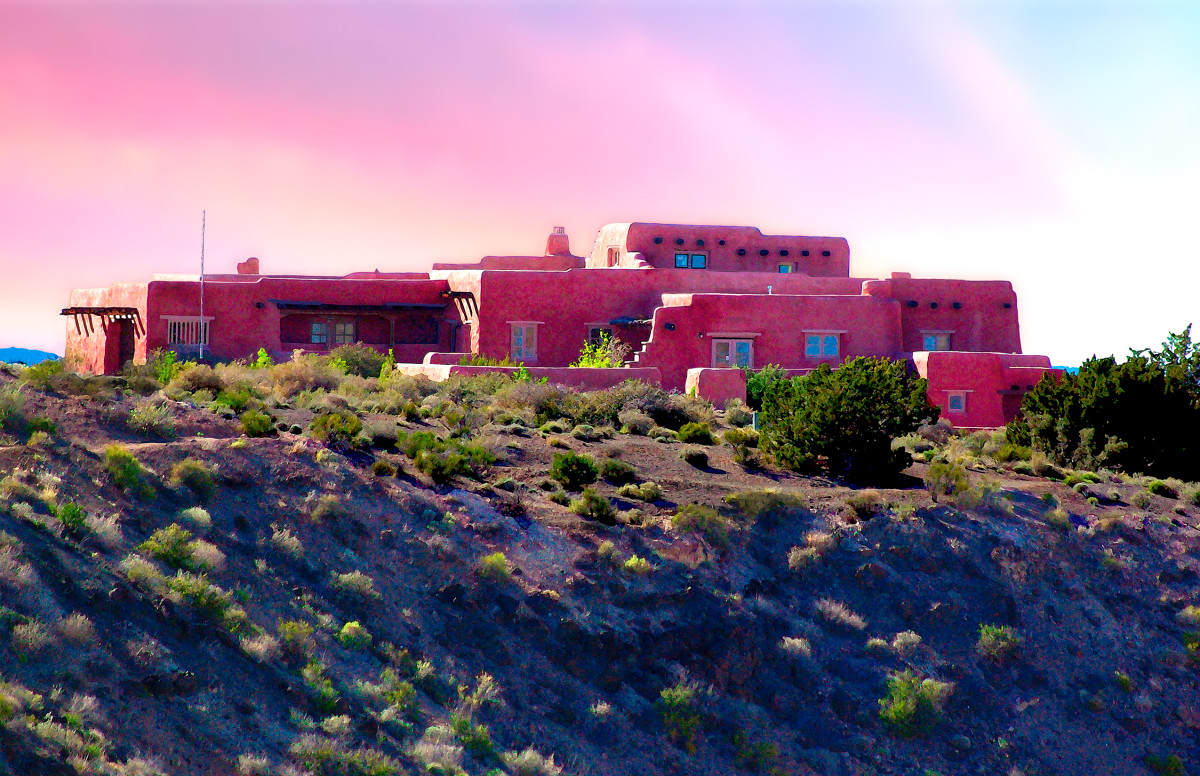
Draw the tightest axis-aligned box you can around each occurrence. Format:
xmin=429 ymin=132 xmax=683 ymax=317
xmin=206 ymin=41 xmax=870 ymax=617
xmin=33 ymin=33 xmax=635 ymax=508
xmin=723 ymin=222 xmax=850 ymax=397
xmin=60 ymin=306 xmax=145 ymax=337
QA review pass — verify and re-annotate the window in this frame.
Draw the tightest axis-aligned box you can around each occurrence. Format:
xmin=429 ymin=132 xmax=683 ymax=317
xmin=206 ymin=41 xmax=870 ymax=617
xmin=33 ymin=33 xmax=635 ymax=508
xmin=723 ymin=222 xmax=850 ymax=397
xmin=690 ymin=253 xmax=707 ymax=269
xmin=778 ymin=264 xmax=791 ymax=274
xmin=674 ymin=253 xmax=689 ymax=268
xmin=310 ymin=321 xmax=328 ymax=344
xmin=922 ymin=332 xmax=952 ymax=351
xmin=713 ymin=339 xmax=752 ymax=368
xmin=805 ymin=333 xmax=840 ymax=358
xmin=587 ymin=326 xmax=612 ymax=347
xmin=332 ymin=321 xmax=356 ymax=345
xmin=947 ymin=392 xmax=967 ymax=413
xmin=164 ymin=317 xmax=211 ymax=346
xmin=511 ymin=323 xmax=538 ymax=361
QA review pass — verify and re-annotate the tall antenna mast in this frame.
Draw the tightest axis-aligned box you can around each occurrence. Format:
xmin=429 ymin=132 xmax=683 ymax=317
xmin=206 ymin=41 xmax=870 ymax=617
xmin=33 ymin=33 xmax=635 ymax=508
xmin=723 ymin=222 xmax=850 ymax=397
xmin=199 ymin=210 xmax=206 ymax=361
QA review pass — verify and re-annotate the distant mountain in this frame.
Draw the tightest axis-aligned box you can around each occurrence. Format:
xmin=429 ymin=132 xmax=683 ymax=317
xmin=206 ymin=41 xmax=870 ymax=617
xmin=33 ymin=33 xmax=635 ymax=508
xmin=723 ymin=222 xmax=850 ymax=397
xmin=0 ymin=347 xmax=59 ymax=365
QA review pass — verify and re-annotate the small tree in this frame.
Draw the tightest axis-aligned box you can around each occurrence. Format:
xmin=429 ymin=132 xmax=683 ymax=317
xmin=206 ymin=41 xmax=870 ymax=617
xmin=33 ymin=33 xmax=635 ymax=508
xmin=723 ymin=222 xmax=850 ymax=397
xmin=759 ymin=357 xmax=937 ymax=484
xmin=570 ymin=332 xmax=632 ymax=368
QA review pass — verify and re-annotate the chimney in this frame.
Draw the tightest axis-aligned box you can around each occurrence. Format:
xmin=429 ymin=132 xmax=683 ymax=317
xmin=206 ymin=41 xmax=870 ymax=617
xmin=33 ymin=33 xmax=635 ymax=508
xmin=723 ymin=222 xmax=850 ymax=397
xmin=237 ymin=257 xmax=260 ymax=275
xmin=545 ymin=226 xmax=571 ymax=257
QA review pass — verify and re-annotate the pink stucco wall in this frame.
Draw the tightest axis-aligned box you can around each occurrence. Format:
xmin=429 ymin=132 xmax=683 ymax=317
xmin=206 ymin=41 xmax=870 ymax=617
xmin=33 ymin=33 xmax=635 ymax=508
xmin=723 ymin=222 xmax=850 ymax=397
xmin=914 ymin=351 xmax=1062 ymax=429
xmin=863 ymin=277 xmax=1021 ymax=354
xmin=685 ymin=368 xmax=747 ymax=409
xmin=65 ymin=283 xmax=150 ymax=374
xmin=588 ymin=222 xmax=850 ymax=277
xmin=394 ymin=363 xmax=663 ymax=391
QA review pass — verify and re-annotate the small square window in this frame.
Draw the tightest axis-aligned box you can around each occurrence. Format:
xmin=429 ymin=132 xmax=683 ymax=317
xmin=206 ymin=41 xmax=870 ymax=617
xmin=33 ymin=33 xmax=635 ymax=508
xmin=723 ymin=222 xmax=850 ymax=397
xmin=713 ymin=338 xmax=752 ymax=368
xmin=311 ymin=322 xmax=328 ymax=344
xmin=778 ymin=264 xmax=791 ymax=274
xmin=674 ymin=253 xmax=689 ymax=268
xmin=587 ymin=326 xmax=611 ymax=347
xmin=922 ymin=333 xmax=951 ymax=351
xmin=947 ymin=393 xmax=967 ymax=412
xmin=805 ymin=333 xmax=839 ymax=358
xmin=690 ymin=253 xmax=707 ymax=269
xmin=511 ymin=323 xmax=538 ymax=361
xmin=333 ymin=321 xmax=355 ymax=345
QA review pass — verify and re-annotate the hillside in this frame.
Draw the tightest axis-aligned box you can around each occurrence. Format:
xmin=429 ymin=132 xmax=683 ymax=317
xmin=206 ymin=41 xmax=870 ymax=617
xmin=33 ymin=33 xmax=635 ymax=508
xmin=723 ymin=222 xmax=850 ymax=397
xmin=2 ymin=359 xmax=1200 ymax=776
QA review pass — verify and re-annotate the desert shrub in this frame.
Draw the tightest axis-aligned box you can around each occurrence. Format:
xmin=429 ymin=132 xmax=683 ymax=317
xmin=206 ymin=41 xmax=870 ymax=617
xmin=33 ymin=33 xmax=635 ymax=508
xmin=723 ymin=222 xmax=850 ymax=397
xmin=11 ymin=620 xmax=52 ymax=660
xmin=332 ymin=570 xmax=378 ymax=599
xmin=991 ymin=443 xmax=1032 ymax=463
xmin=330 ymin=343 xmax=386 ymax=378
xmin=977 ymin=624 xmax=1019 ymax=663
xmin=677 ymin=422 xmax=715 ymax=445
xmin=726 ymin=489 xmax=806 ymax=522
xmin=55 ymin=501 xmax=88 ymax=535
xmin=0 ymin=385 xmax=26 ymax=431
xmin=277 ymin=619 xmax=316 ymax=657
xmin=301 ymin=661 xmax=342 ymax=713
xmin=128 ymin=400 xmax=175 ymax=438
xmin=502 ymin=748 xmax=564 ymax=776
xmin=723 ymin=427 xmax=760 ymax=466
xmin=571 ymin=488 xmax=617 ymax=524
xmin=601 ymin=458 xmax=637 ymax=485
xmin=478 ymin=552 xmax=512 ymax=582
xmin=570 ymin=331 xmax=632 ymax=368
xmin=618 ymin=409 xmax=653 ymax=435
xmin=396 ymin=431 xmax=494 ymax=483
xmin=310 ymin=410 xmax=364 ymax=447
xmin=239 ymin=409 xmax=274 ymax=437
xmin=269 ymin=352 xmax=343 ymax=398
xmin=780 ymin=636 xmax=812 ymax=658
xmin=680 ymin=447 xmax=708 ymax=468
xmin=371 ymin=459 xmax=397 ymax=477
xmin=623 ymin=554 xmax=653 ymax=574
xmin=788 ymin=530 xmax=838 ymax=571
xmin=450 ymin=714 xmax=494 ymax=760
xmin=18 ymin=359 xmax=64 ymax=391
xmin=724 ymin=397 xmax=753 ymax=427
xmin=570 ymin=423 xmax=606 ymax=442
xmin=815 ymin=598 xmax=866 ymax=630
xmin=618 ymin=481 xmax=661 ymax=502
xmin=170 ymin=458 xmax=215 ymax=504
xmin=337 ymin=620 xmax=372 ymax=650
xmin=1145 ymin=754 xmax=1186 ymax=776
xmin=891 ymin=630 xmax=923 ymax=657
xmin=878 ymin=670 xmax=954 ymax=738
xmin=271 ymin=525 xmax=304 ymax=559
xmin=167 ymin=571 xmax=240 ymax=625
xmin=1007 ymin=327 xmax=1200 ymax=480
xmin=760 ymin=357 xmax=937 ymax=484
xmin=671 ymin=503 xmax=731 ymax=547
xmin=744 ymin=364 xmax=788 ymax=411
xmin=166 ymin=364 xmax=224 ymax=396
xmin=846 ymin=489 xmax=883 ymax=518
xmin=138 ymin=523 xmax=225 ymax=572
xmin=658 ymin=680 xmax=702 ymax=753
xmin=179 ymin=506 xmax=211 ymax=532
xmin=104 ymin=445 xmax=154 ymax=498
xmin=550 ymin=450 xmax=599 ymax=491
xmin=925 ymin=461 xmax=969 ymax=502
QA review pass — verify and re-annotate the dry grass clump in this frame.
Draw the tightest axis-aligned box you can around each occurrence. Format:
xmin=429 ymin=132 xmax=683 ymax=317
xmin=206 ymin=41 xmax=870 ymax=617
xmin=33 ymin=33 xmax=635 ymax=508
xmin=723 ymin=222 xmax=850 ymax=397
xmin=779 ymin=636 xmax=812 ymax=658
xmin=179 ymin=506 xmax=212 ymax=532
xmin=502 ymin=747 xmax=564 ymax=776
xmin=815 ymin=598 xmax=867 ymax=631
xmin=271 ymin=525 xmax=304 ymax=559
xmin=0 ymin=540 xmax=35 ymax=588
xmin=410 ymin=724 xmax=465 ymax=774
xmin=58 ymin=613 xmax=97 ymax=646
xmin=11 ymin=620 xmax=53 ymax=659
xmin=331 ymin=570 xmax=378 ymax=598
xmin=241 ymin=632 xmax=282 ymax=664
xmin=235 ymin=754 xmax=273 ymax=776
xmin=85 ymin=513 xmax=124 ymax=549
xmin=890 ymin=630 xmax=923 ymax=658
xmin=787 ymin=530 xmax=838 ymax=571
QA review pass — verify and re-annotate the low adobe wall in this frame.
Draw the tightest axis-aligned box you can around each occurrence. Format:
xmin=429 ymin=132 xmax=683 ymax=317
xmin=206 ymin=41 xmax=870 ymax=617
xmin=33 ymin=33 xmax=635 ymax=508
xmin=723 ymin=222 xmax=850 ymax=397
xmin=914 ymin=351 xmax=1061 ymax=429
xmin=685 ymin=368 xmax=746 ymax=409
xmin=395 ymin=363 xmax=662 ymax=391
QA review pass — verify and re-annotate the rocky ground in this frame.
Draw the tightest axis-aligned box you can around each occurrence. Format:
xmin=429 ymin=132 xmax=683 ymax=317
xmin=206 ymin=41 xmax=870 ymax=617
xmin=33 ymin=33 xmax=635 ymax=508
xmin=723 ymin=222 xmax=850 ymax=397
xmin=1 ymin=366 xmax=1199 ymax=776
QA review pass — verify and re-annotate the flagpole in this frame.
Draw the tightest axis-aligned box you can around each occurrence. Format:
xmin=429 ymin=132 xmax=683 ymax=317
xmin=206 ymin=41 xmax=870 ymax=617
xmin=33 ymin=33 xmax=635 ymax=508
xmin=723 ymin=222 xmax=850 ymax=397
xmin=199 ymin=210 xmax=206 ymax=361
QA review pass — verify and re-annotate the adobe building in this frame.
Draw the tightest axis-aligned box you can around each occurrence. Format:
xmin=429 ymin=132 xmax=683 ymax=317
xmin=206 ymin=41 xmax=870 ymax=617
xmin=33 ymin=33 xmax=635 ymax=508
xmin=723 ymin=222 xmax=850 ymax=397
xmin=62 ymin=222 xmax=1059 ymax=428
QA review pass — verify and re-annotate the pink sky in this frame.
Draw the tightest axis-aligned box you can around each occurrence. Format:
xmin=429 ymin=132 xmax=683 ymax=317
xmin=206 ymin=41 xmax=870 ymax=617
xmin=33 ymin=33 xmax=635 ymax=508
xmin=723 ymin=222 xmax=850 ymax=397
xmin=2 ymin=2 xmax=1197 ymax=364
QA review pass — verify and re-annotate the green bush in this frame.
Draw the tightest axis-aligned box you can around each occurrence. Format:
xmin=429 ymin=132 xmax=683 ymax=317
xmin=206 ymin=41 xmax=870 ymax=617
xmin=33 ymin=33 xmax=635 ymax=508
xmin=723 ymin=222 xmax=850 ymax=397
xmin=239 ymin=409 xmax=274 ymax=437
xmin=744 ymin=364 xmax=787 ymax=411
xmin=550 ymin=450 xmax=599 ymax=491
xmin=478 ymin=552 xmax=512 ymax=582
xmin=1147 ymin=479 xmax=1178 ymax=498
xmin=570 ymin=488 xmax=617 ymax=524
xmin=1007 ymin=327 xmax=1200 ymax=480
xmin=139 ymin=524 xmax=196 ymax=569
xmin=127 ymin=400 xmax=176 ymax=439
xmin=104 ymin=445 xmax=154 ymax=499
xmin=658 ymin=681 xmax=701 ymax=753
xmin=760 ymin=357 xmax=937 ymax=484
xmin=878 ymin=670 xmax=953 ymax=738
xmin=336 ymin=621 xmax=372 ymax=650
xmin=677 ymin=422 xmax=715 ymax=445
xmin=450 ymin=714 xmax=495 ymax=760
xmin=330 ymin=343 xmax=387 ymax=378
xmin=570 ymin=331 xmax=631 ymax=368
xmin=0 ymin=385 xmax=26 ymax=431
xmin=371 ymin=460 xmax=397 ymax=477
xmin=600 ymin=458 xmax=637 ymax=485
xmin=18 ymin=360 xmax=64 ymax=391
xmin=976 ymin=624 xmax=1019 ymax=663
xmin=301 ymin=660 xmax=341 ymax=713
xmin=671 ymin=503 xmax=730 ymax=548
xmin=618 ymin=481 xmax=662 ymax=502
xmin=925 ymin=461 xmax=969 ymax=502
xmin=310 ymin=410 xmax=364 ymax=447
xmin=170 ymin=458 xmax=215 ymax=504
xmin=55 ymin=502 xmax=88 ymax=535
